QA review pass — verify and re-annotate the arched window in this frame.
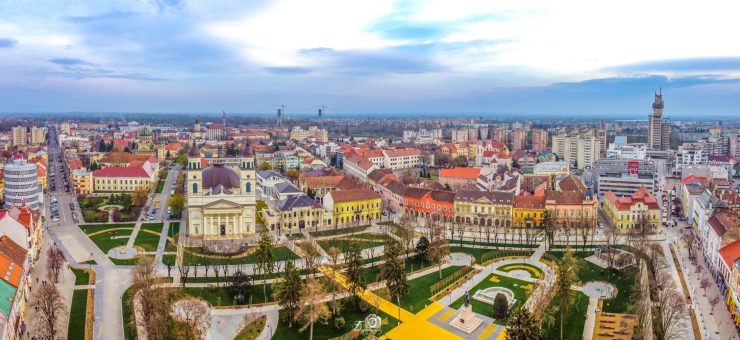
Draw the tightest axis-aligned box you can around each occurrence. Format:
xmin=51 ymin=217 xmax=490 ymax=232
xmin=192 ymin=183 xmax=198 ymax=193
xmin=245 ymin=182 xmax=251 ymax=193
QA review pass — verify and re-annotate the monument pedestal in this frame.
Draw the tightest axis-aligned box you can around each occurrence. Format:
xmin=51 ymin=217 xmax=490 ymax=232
xmin=449 ymin=305 xmax=482 ymax=334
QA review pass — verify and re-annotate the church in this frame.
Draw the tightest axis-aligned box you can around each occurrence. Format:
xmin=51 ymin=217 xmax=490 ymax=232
xmin=185 ymin=142 xmax=257 ymax=251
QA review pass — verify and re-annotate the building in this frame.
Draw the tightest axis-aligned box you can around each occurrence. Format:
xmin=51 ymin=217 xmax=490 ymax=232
xmin=551 ymin=130 xmax=601 ymax=169
xmin=439 ymin=167 xmax=481 ymax=189
xmin=30 ymin=126 xmax=46 ymax=145
xmin=71 ymin=168 xmax=93 ymax=195
xmin=256 ymin=170 xmax=289 ymax=199
xmin=382 ymin=148 xmax=422 ymax=169
xmin=262 ymin=195 xmax=331 ymax=234
xmin=323 ymin=189 xmax=381 ymax=226
xmin=675 ymin=142 xmax=708 ymax=174
xmin=594 ymin=159 xmax=658 ymax=199
xmin=185 ymin=143 xmax=257 ymax=251
xmin=513 ymin=194 xmax=545 ymax=227
xmin=602 ymin=186 xmax=660 ymax=231
xmin=545 ymin=176 xmax=599 ymax=228
xmin=403 ymin=187 xmax=455 ymax=222
xmin=703 ymin=212 xmax=740 ymax=278
xmin=290 ymin=126 xmax=329 ymax=143
xmin=533 ymin=161 xmax=569 ymax=176
xmin=531 ymin=129 xmax=548 ymax=152
xmin=3 ymin=157 xmax=42 ymax=210
xmin=454 ymin=190 xmax=513 ymax=229
xmin=511 ymin=128 xmax=526 ymax=150
xmin=606 ymin=143 xmax=647 ymax=159
xmin=648 ymin=90 xmax=671 ymax=151
xmin=343 ymin=153 xmax=378 ymax=183
xmin=11 ymin=127 xmax=25 ymax=147
xmin=92 ymin=166 xmax=155 ymax=192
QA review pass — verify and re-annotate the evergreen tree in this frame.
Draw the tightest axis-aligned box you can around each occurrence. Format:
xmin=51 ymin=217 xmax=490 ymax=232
xmin=414 ymin=236 xmax=430 ymax=264
xmin=492 ymin=293 xmax=509 ymax=319
xmin=255 ymin=229 xmax=275 ymax=299
xmin=274 ymin=260 xmax=302 ymax=327
xmin=553 ymin=248 xmax=580 ymax=340
xmin=345 ymin=243 xmax=366 ymax=305
xmin=506 ymin=307 xmax=543 ymax=340
xmin=382 ymin=239 xmax=409 ymax=317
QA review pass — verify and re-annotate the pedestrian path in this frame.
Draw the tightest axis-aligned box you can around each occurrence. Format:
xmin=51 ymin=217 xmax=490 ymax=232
xmin=530 ymin=241 xmax=547 ymax=262
xmin=154 ymin=221 xmax=170 ymax=264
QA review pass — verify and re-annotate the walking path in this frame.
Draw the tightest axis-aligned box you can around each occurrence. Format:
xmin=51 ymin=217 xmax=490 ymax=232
xmin=582 ymin=297 xmax=599 ymax=340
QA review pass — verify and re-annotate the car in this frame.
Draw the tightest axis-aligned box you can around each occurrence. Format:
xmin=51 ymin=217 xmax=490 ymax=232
xmin=149 ymin=215 xmax=155 ymax=220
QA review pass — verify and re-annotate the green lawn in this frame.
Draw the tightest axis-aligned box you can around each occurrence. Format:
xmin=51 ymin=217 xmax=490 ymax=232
xmin=168 ymin=222 xmax=181 ymax=244
xmin=156 ymin=177 xmax=166 ymax=193
xmin=450 ymin=274 xmax=535 ymax=324
xmin=183 ymin=284 xmax=274 ymax=306
xmin=181 ymin=246 xmax=300 ymax=265
xmin=499 ymin=263 xmax=544 ymax=279
xmin=448 ymin=246 xmax=493 ymax=263
xmin=543 ymin=292 xmax=590 ymax=340
xmin=317 ymin=234 xmax=392 ymax=253
xmin=547 ymin=251 xmax=637 ymax=313
xmin=88 ymin=229 xmax=131 ymax=253
xmin=453 ymin=239 xmax=540 ymax=248
xmin=361 ymin=255 xmax=438 ymax=283
xmin=256 ymin=200 xmax=267 ymax=225
xmin=132 ymin=223 xmax=164 ymax=252
xmin=80 ymin=223 xmax=136 ymax=235
xmin=162 ymin=254 xmax=176 ymax=266
xmin=397 ymin=265 xmax=461 ymax=313
xmin=308 ymin=224 xmax=369 ymax=237
xmin=71 ymin=267 xmax=91 ymax=285
xmin=272 ymin=298 xmax=397 ymax=340
xmin=68 ymin=289 xmax=89 ymax=340
xmin=122 ymin=286 xmax=195 ymax=340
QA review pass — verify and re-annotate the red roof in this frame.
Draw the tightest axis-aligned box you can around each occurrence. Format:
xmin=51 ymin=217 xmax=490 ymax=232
xmin=720 ymin=239 xmax=740 ymax=270
xmin=93 ymin=166 xmax=149 ymax=178
xmin=440 ymin=167 xmax=481 ymax=180
xmin=682 ymin=175 xmax=707 ymax=185
xmin=604 ymin=186 xmax=659 ymax=210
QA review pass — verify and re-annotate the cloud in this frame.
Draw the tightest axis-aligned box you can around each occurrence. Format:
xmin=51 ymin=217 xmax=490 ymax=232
xmin=64 ymin=11 xmax=138 ymax=23
xmin=264 ymin=66 xmax=312 ymax=75
xmin=0 ymin=38 xmax=17 ymax=48
xmin=48 ymin=58 xmax=93 ymax=66
xmin=607 ymin=57 xmax=740 ymax=74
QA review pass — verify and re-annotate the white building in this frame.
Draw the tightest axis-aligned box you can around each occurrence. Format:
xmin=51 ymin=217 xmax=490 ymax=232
xmin=3 ymin=157 xmax=42 ymax=210
xmin=382 ymin=148 xmax=422 ymax=169
xmin=607 ymin=143 xmax=647 ymax=159
xmin=551 ymin=131 xmax=601 ymax=169
xmin=675 ymin=142 xmax=708 ymax=175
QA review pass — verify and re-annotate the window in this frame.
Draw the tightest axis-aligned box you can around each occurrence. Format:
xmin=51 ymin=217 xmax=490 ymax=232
xmin=245 ymin=182 xmax=251 ymax=193
xmin=192 ymin=183 xmax=198 ymax=193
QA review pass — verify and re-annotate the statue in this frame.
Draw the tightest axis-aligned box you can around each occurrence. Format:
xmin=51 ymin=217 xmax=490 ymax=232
xmin=465 ymin=290 xmax=470 ymax=307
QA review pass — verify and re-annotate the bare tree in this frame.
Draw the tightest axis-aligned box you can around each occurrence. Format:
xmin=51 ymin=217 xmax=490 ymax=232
xmin=295 ymin=278 xmax=331 ymax=340
xmin=326 ymin=246 xmax=344 ymax=315
xmin=178 ymin=264 xmax=190 ymax=288
xmin=709 ymin=295 xmax=721 ymax=314
xmin=300 ymin=243 xmax=319 ymax=279
xmin=32 ymin=283 xmax=67 ymax=340
xmin=46 ymin=246 xmax=65 ymax=284
xmin=213 ymin=265 xmax=221 ymax=287
xmin=655 ymin=272 xmax=688 ymax=340
xmin=175 ymin=299 xmax=212 ymax=338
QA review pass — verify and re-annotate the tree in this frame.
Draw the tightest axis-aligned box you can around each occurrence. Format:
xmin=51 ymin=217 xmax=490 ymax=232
xmin=274 ymin=260 xmax=303 ymax=327
xmin=285 ymin=168 xmax=299 ymax=182
xmin=345 ymin=243 xmax=366 ymax=305
xmin=382 ymin=239 xmax=409 ymax=319
xmin=541 ymin=210 xmax=555 ymax=250
xmin=654 ymin=272 xmax=687 ymax=340
xmin=295 ymin=278 xmax=331 ymax=340
xmin=131 ymin=257 xmax=180 ymax=339
xmin=167 ymin=193 xmax=185 ymax=218
xmin=131 ymin=187 xmax=149 ymax=207
xmin=428 ymin=222 xmax=450 ymax=277
xmin=46 ymin=245 xmax=65 ymax=283
xmin=177 ymin=299 xmax=211 ymax=339
xmin=174 ymin=153 xmax=188 ymax=167
xmin=493 ymin=293 xmax=509 ymax=319
xmin=506 ymin=307 xmax=543 ymax=340
xmin=415 ymin=236 xmax=430 ymax=264
xmin=326 ymin=246 xmax=344 ymax=315
xmin=255 ymin=229 xmax=275 ymax=298
xmin=32 ymin=283 xmax=67 ymax=340
xmin=229 ymin=271 xmax=251 ymax=304
xmin=258 ymin=161 xmax=272 ymax=171
xmin=553 ymin=248 xmax=579 ymax=340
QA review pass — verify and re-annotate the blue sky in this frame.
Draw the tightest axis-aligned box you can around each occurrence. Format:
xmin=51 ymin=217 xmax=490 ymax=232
xmin=1 ymin=0 xmax=739 ymax=117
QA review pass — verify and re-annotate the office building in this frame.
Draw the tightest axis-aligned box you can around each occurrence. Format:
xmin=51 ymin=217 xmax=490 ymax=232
xmin=531 ymin=129 xmax=548 ymax=152
xmin=648 ymin=90 xmax=671 ymax=150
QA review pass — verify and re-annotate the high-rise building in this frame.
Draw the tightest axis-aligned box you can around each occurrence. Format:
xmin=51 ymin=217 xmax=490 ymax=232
xmin=30 ymin=126 xmax=46 ymax=145
xmin=511 ymin=128 xmax=526 ymax=150
xmin=11 ymin=126 xmax=26 ymax=147
xmin=648 ymin=90 xmax=671 ymax=150
xmin=3 ymin=157 xmax=42 ymax=210
xmin=531 ymin=129 xmax=548 ymax=152
xmin=492 ymin=128 xmax=508 ymax=144
xmin=551 ymin=130 xmax=601 ymax=169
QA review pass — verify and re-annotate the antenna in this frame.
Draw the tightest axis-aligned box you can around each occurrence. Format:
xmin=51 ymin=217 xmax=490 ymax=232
xmin=273 ymin=104 xmax=286 ymax=127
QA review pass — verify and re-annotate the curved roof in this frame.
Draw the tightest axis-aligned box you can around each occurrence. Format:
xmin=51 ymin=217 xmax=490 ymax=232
xmin=139 ymin=127 xmax=152 ymax=136
xmin=202 ymin=164 xmax=240 ymax=190
xmin=188 ymin=141 xmax=200 ymax=157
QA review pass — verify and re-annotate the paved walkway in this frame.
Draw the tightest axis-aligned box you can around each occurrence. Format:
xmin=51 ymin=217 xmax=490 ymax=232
xmin=583 ymin=297 xmax=599 ymax=340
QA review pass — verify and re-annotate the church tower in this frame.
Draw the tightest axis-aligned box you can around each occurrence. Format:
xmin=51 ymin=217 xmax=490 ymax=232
xmin=193 ymin=118 xmax=202 ymax=140
xmin=647 ymin=89 xmax=670 ymax=151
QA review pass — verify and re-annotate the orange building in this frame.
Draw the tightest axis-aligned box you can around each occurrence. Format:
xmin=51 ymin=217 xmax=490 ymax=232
xmin=403 ymin=187 xmax=456 ymax=222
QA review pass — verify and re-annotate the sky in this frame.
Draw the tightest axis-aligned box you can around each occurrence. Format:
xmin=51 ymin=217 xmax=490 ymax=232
xmin=1 ymin=0 xmax=740 ymax=117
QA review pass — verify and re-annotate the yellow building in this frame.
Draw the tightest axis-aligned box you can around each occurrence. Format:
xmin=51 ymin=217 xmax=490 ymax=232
xmin=322 ymin=189 xmax=381 ymax=226
xmin=71 ymin=169 xmax=94 ymax=195
xmin=512 ymin=194 xmax=546 ymax=227
xmin=92 ymin=166 xmax=154 ymax=192
xmin=454 ymin=190 xmax=514 ymax=229
xmin=602 ymin=186 xmax=660 ymax=231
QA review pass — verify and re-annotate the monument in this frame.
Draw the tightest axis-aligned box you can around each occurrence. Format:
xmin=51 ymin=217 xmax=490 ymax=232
xmin=450 ymin=291 xmax=483 ymax=333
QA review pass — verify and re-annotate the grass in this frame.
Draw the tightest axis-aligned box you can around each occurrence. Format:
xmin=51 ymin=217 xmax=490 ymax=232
xmin=543 ymin=292 xmax=590 ymax=340
xmin=134 ymin=230 xmax=163 ymax=252
xmin=71 ymin=267 xmax=91 ymax=285
xmin=80 ymin=259 xmax=97 ymax=266
xmin=156 ymin=177 xmax=166 ymax=193
xmin=80 ymin=223 xmax=136 ymax=235
xmin=498 ymin=263 xmax=544 ymax=279
xmin=235 ymin=315 xmax=266 ymax=340
xmin=181 ymin=246 xmax=300 ymax=265
xmin=453 ymin=239 xmax=540 ymax=248
xmin=68 ymin=289 xmax=89 ymax=340
xmin=162 ymin=254 xmax=176 ymax=266
xmin=547 ymin=251 xmax=637 ymax=313
xmin=88 ymin=229 xmax=132 ymax=253
xmin=397 ymin=265 xmax=461 ymax=313
xmin=448 ymin=246 xmax=494 ymax=263
xmin=111 ymin=256 xmax=151 ymax=266
xmin=308 ymin=224 xmax=369 ymax=237
xmin=256 ymin=200 xmax=267 ymax=225
xmin=122 ymin=286 xmax=195 ymax=340
xmin=317 ymin=234 xmax=392 ymax=253
xmin=449 ymin=273 xmax=535 ymax=324
xmin=183 ymin=284 xmax=275 ymax=306
xmin=361 ymin=255 xmax=439 ymax=283
xmin=169 ymin=222 xmax=181 ymax=243
xmin=272 ymin=298 xmax=397 ymax=340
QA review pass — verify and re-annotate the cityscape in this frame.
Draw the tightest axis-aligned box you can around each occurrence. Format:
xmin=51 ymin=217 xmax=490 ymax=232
xmin=1 ymin=1 xmax=740 ymax=340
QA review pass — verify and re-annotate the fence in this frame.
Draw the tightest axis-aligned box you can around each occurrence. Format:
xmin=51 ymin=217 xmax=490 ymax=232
xmin=480 ymin=249 xmax=533 ymax=264
xmin=429 ymin=265 xmax=474 ymax=296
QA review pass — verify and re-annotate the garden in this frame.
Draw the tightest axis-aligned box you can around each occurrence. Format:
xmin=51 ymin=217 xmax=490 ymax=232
xmin=78 ymin=193 xmax=145 ymax=222
xmin=180 ymin=245 xmax=300 ymax=266
xmin=449 ymin=273 xmax=535 ymax=325
xmin=316 ymin=233 xmax=393 ymax=253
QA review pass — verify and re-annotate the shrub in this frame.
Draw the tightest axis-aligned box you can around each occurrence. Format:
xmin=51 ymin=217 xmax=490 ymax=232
xmin=334 ymin=316 xmax=345 ymax=330
xmin=492 ymin=293 xmax=509 ymax=319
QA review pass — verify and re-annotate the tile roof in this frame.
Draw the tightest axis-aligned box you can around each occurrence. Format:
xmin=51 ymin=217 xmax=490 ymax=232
xmin=455 ymin=190 xmax=514 ymax=204
xmin=384 ymin=180 xmax=409 ymax=196
xmin=709 ymin=212 xmax=740 ymax=237
xmin=383 ymin=148 xmax=420 ymax=158
xmin=439 ymin=167 xmax=481 ymax=180
xmin=0 ymin=236 xmax=26 ymax=265
xmin=278 ymin=195 xmax=319 ymax=211
xmin=514 ymin=194 xmax=545 ymax=209
xmin=274 ymin=182 xmax=302 ymax=194
xmin=328 ymin=189 xmax=380 ymax=203
xmin=93 ymin=166 xmax=150 ymax=178
xmin=720 ymin=239 xmax=740 ymax=270
xmin=604 ymin=186 xmax=659 ymax=210
xmin=558 ymin=175 xmax=586 ymax=194
xmin=545 ymin=190 xmax=586 ymax=205
xmin=0 ymin=251 xmax=23 ymax=287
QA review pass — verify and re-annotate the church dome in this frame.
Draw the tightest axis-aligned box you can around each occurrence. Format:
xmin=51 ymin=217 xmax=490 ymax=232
xmin=202 ymin=164 xmax=240 ymax=190
xmin=188 ymin=141 xmax=200 ymax=157
xmin=139 ymin=127 xmax=152 ymax=137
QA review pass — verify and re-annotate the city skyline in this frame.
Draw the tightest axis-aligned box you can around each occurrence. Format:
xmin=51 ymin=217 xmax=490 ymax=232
xmin=1 ymin=1 xmax=740 ymax=116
